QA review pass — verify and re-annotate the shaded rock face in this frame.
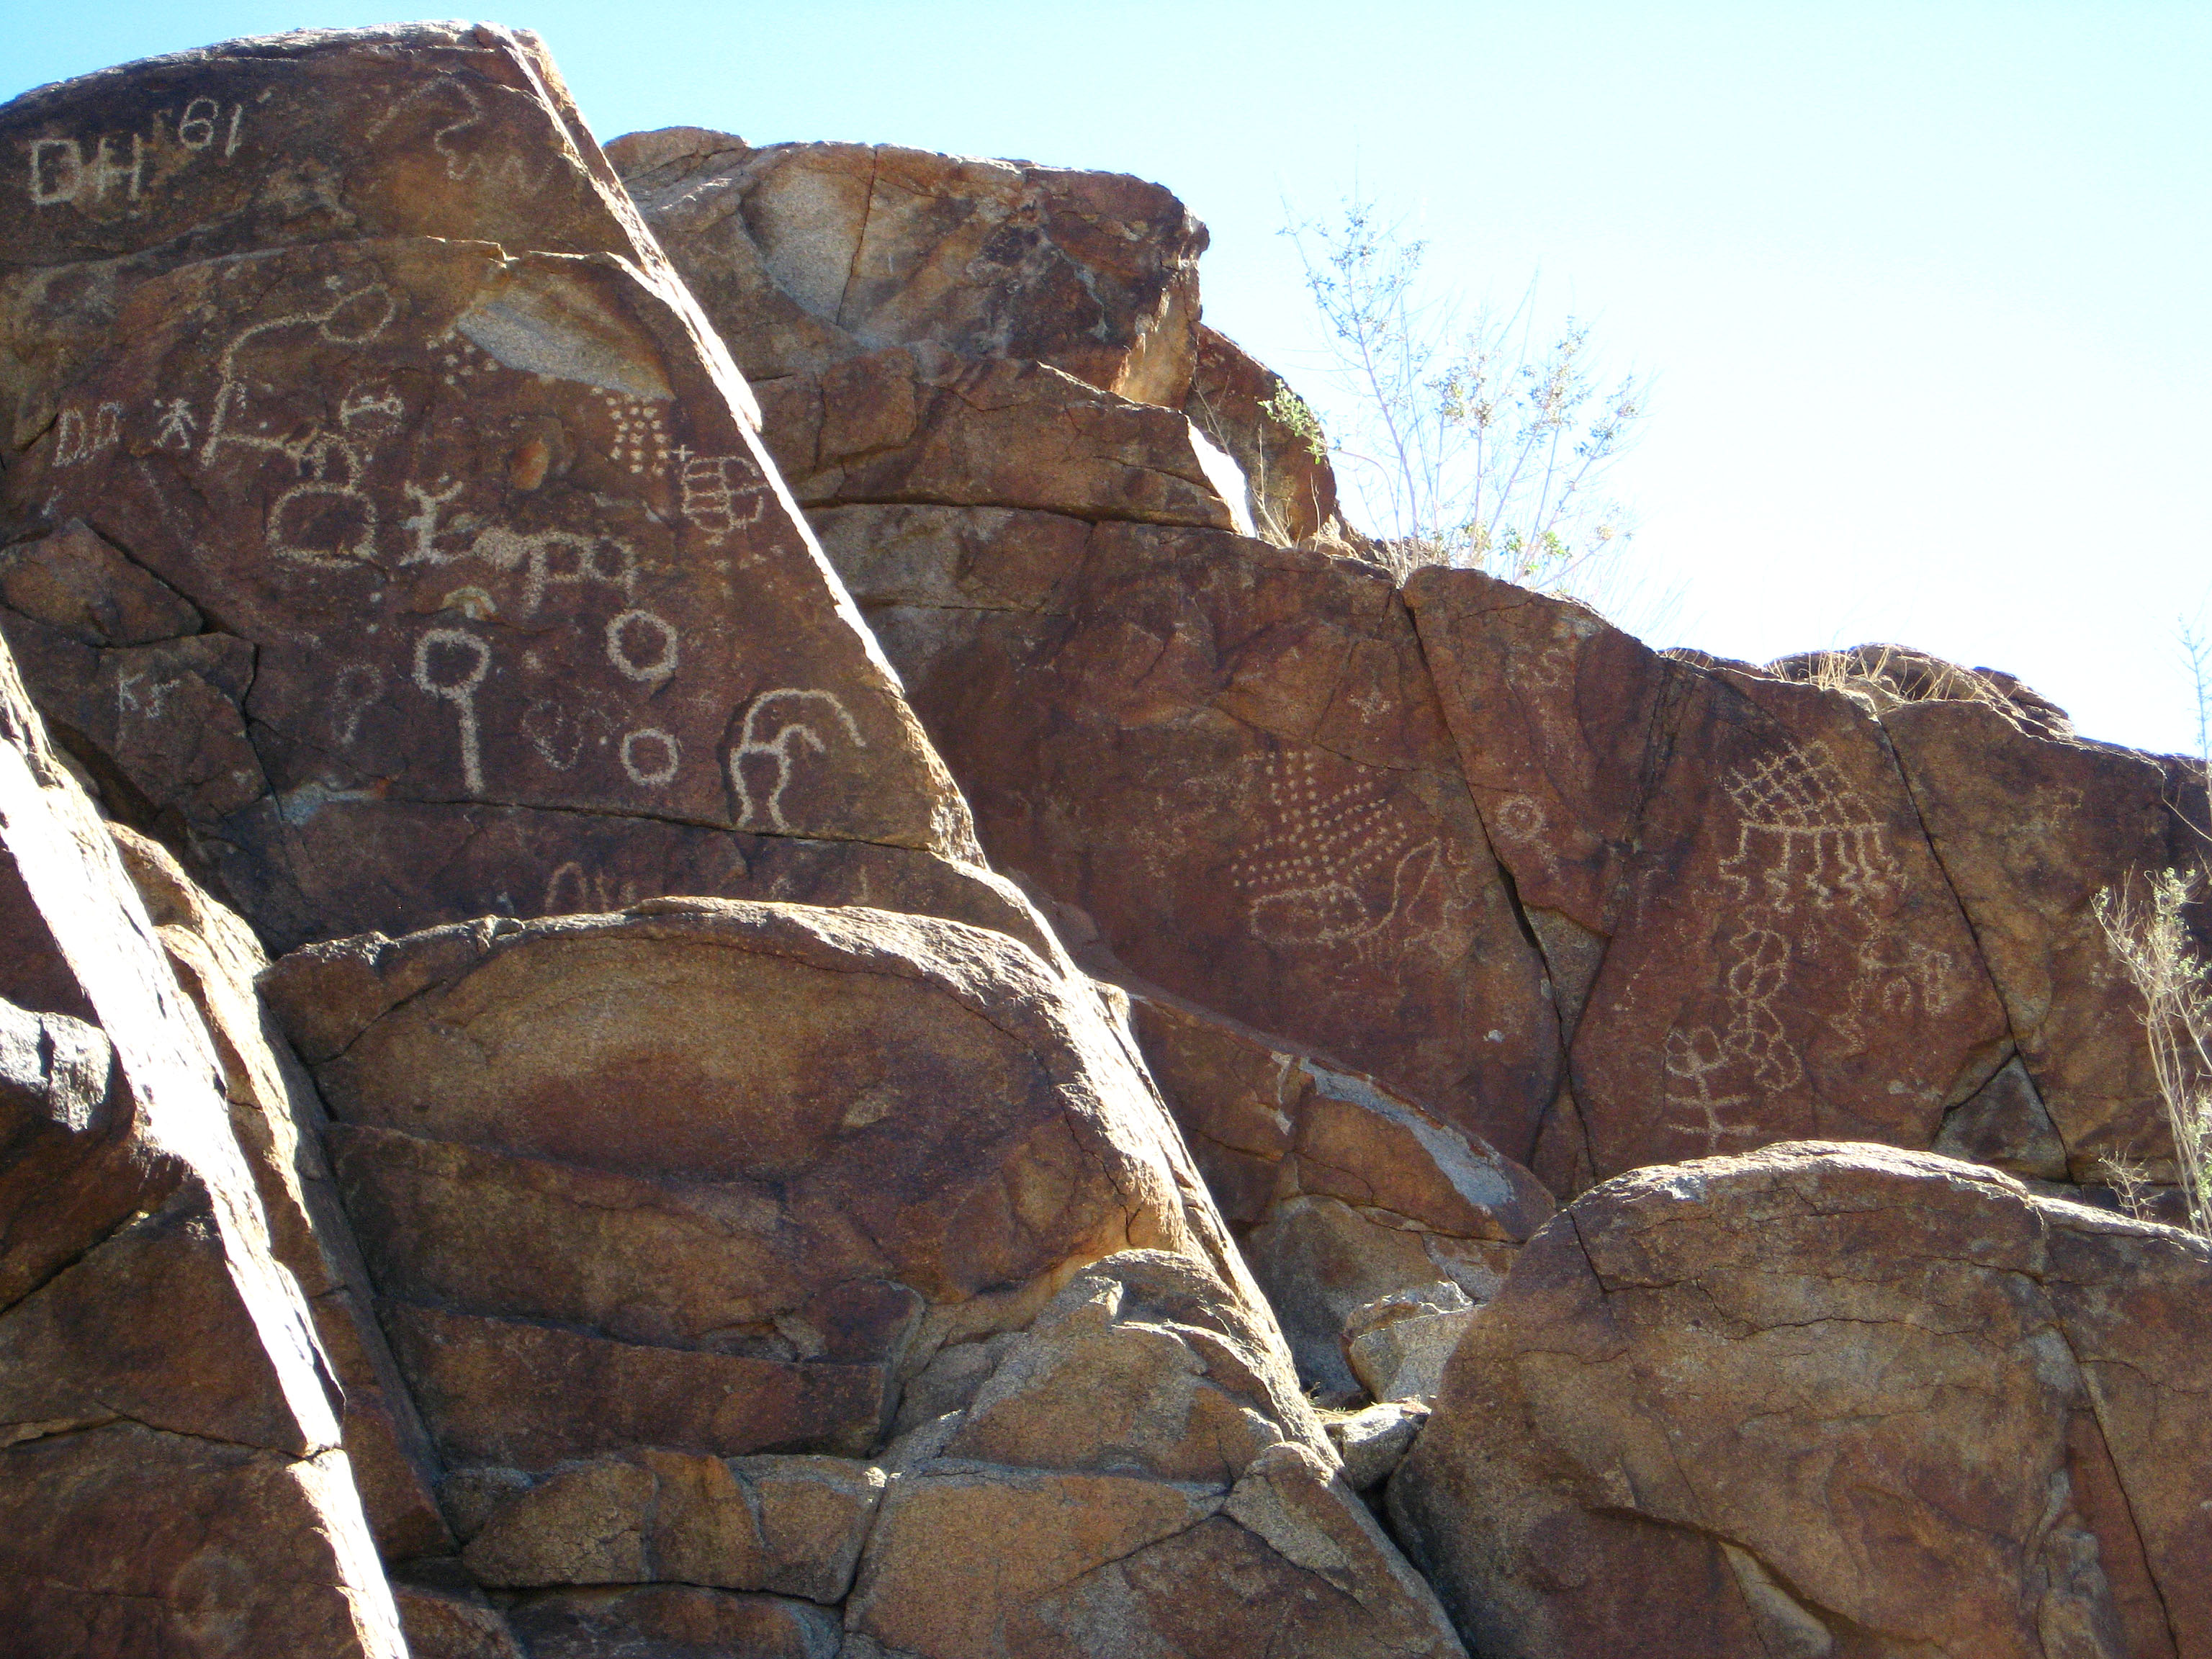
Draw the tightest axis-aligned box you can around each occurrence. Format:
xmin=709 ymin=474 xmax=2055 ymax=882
xmin=0 ymin=641 xmax=400 ymax=1657
xmin=1390 ymin=1143 xmax=2212 ymax=1659
xmin=831 ymin=511 xmax=1563 ymax=1161
xmin=1130 ymin=991 xmax=1550 ymax=1398
xmin=1408 ymin=570 xmax=2031 ymax=1187
xmin=609 ymin=129 xmax=1206 ymax=407
xmin=0 ymin=24 xmax=1008 ymax=958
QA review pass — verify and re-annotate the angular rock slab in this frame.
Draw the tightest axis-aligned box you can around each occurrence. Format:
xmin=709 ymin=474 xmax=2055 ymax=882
xmin=1390 ymin=1142 xmax=2212 ymax=1659
xmin=8 ymin=234 xmax=973 ymax=943
xmin=0 ymin=638 xmax=400 ymax=1655
xmin=1130 ymin=991 xmax=1549 ymax=1395
xmin=1885 ymin=696 xmax=2208 ymax=1179
xmin=850 ymin=1253 xmax=1465 ymax=1658
xmin=756 ymin=343 xmax=1236 ymax=529
xmin=610 ymin=130 xmax=1206 ymax=405
xmin=1408 ymin=568 xmax=2010 ymax=1181
xmin=836 ymin=516 xmax=1559 ymax=1158
xmin=264 ymin=899 xmax=1248 ymax=1474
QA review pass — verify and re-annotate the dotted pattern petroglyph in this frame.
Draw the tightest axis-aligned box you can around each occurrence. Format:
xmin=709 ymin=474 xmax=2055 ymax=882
xmin=603 ymin=395 xmax=672 ymax=477
xmin=1229 ymin=750 xmax=1442 ymax=948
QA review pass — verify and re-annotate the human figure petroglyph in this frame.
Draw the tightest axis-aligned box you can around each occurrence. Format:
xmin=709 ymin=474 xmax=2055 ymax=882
xmin=151 ymin=398 xmax=197 ymax=451
xmin=1230 ymin=750 xmax=1444 ymax=948
xmin=413 ymin=628 xmax=490 ymax=795
xmin=729 ymin=690 xmax=865 ymax=831
xmin=1662 ymin=1025 xmax=1766 ymax=1155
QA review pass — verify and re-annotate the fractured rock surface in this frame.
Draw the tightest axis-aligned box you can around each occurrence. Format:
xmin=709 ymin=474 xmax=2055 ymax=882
xmin=1391 ymin=1142 xmax=2212 ymax=1659
xmin=0 ymin=24 xmax=1007 ymax=957
xmin=0 ymin=637 xmax=400 ymax=1656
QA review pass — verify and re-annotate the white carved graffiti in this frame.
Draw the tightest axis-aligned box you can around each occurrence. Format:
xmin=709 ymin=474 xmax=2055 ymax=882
xmin=1231 ymin=750 xmax=1444 ymax=948
xmin=413 ymin=628 xmax=491 ymax=795
xmin=29 ymin=133 xmax=142 ymax=207
xmin=730 ymin=689 xmax=864 ymax=830
xmin=175 ymin=96 xmax=247 ymax=157
xmin=28 ymin=95 xmax=248 ymax=209
xmin=53 ymin=402 xmax=123 ymax=466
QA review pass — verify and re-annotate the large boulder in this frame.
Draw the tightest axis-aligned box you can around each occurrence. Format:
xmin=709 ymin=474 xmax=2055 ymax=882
xmin=0 ymin=639 xmax=402 ymax=1655
xmin=1390 ymin=1142 xmax=2212 ymax=1659
xmin=608 ymin=130 xmax=1206 ymax=407
xmin=264 ymin=901 xmax=1462 ymax=1655
xmin=0 ymin=26 xmax=1027 ymax=957
xmin=1407 ymin=569 xmax=2015 ymax=1187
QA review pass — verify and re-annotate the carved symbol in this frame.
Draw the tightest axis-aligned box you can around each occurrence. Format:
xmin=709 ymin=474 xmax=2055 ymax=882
xmin=678 ymin=453 xmax=770 ymax=544
xmin=151 ymin=398 xmax=197 ymax=451
xmin=606 ymin=608 xmax=678 ymax=685
xmin=1230 ymin=750 xmax=1444 ymax=948
xmin=541 ymin=861 xmax=641 ymax=916
xmin=619 ymin=727 xmax=680 ymax=786
xmin=730 ymin=689 xmax=865 ymax=830
xmin=329 ymin=664 xmax=383 ymax=747
xmin=1661 ymin=739 xmax=1914 ymax=1148
xmin=414 ymin=629 xmax=491 ymax=795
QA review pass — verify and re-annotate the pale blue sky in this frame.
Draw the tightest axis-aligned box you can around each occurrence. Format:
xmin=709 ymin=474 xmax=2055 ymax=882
xmin=6 ymin=2 xmax=2207 ymax=752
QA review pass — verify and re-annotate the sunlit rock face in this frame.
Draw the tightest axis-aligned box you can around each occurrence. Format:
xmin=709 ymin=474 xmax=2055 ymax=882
xmin=3 ymin=20 xmax=2211 ymax=1659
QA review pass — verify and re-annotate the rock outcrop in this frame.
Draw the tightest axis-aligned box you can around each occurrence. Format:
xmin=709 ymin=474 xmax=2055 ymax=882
xmin=0 ymin=24 xmax=1019 ymax=958
xmin=1390 ymin=1142 xmax=2212 ymax=1659
xmin=0 ymin=642 xmax=401 ymax=1655
xmin=4 ymin=20 xmax=2210 ymax=1658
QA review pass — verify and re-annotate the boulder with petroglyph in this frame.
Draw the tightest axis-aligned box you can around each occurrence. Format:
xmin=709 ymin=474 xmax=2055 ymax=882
xmin=0 ymin=24 xmax=1026 ymax=958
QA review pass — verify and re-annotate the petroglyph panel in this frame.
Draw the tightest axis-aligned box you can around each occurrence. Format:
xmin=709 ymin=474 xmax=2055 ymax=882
xmin=1571 ymin=673 xmax=2006 ymax=1174
xmin=878 ymin=520 xmax=1560 ymax=1161
xmin=1 ymin=235 xmax=971 ymax=943
xmin=1230 ymin=750 xmax=1445 ymax=949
